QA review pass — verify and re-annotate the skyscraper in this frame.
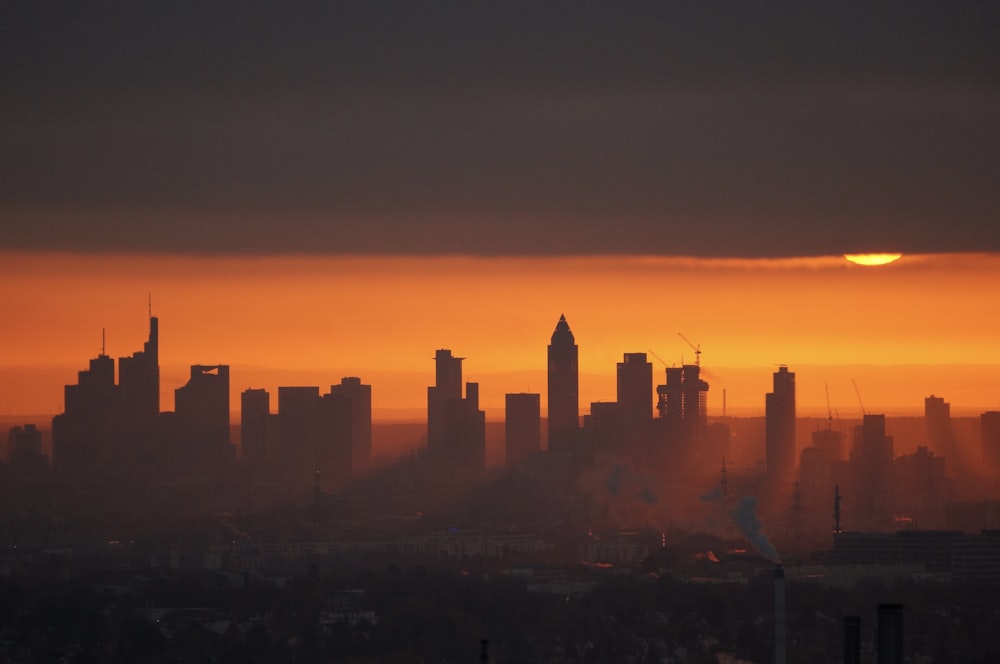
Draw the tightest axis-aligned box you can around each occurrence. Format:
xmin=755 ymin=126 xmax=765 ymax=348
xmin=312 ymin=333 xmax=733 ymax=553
xmin=981 ymin=411 xmax=1000 ymax=474
xmin=925 ymin=395 xmax=953 ymax=463
xmin=547 ymin=315 xmax=578 ymax=452
xmin=505 ymin=393 xmax=540 ymax=466
xmin=766 ymin=365 xmax=796 ymax=478
xmin=118 ymin=315 xmax=159 ymax=426
xmin=174 ymin=364 xmax=233 ymax=466
xmin=329 ymin=376 xmax=372 ymax=474
xmin=52 ymin=350 xmax=116 ymax=473
xmin=617 ymin=353 xmax=653 ymax=423
xmin=241 ymin=388 xmax=269 ymax=466
xmin=427 ymin=350 xmax=486 ymax=468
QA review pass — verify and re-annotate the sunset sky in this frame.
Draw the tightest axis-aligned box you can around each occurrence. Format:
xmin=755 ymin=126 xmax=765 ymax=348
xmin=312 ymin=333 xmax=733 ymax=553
xmin=2 ymin=252 xmax=999 ymax=419
xmin=2 ymin=5 xmax=998 ymax=420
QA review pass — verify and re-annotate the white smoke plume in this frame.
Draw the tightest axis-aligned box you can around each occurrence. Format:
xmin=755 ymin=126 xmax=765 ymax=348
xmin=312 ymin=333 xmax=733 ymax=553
xmin=730 ymin=495 xmax=780 ymax=563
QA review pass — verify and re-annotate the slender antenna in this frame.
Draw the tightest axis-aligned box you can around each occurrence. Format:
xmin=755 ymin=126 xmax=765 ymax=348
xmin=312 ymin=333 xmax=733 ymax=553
xmin=101 ymin=328 xmax=106 ymax=356
xmin=148 ymin=292 xmax=152 ymax=318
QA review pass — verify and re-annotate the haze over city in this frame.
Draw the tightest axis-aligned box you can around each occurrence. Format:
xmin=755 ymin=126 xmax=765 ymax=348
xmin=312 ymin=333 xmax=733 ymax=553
xmin=3 ymin=3 xmax=1000 ymax=662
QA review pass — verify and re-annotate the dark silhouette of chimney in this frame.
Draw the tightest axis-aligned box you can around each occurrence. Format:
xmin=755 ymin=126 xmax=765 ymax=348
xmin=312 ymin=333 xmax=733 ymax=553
xmin=480 ymin=638 xmax=489 ymax=662
xmin=843 ymin=615 xmax=861 ymax=664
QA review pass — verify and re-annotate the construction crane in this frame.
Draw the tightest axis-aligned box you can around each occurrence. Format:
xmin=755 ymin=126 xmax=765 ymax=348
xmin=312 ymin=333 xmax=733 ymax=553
xmin=677 ymin=332 xmax=701 ymax=367
xmin=851 ymin=379 xmax=867 ymax=416
xmin=647 ymin=348 xmax=670 ymax=368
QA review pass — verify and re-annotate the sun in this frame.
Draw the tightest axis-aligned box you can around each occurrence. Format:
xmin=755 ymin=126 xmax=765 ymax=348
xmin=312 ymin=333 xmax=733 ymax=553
xmin=844 ymin=253 xmax=903 ymax=266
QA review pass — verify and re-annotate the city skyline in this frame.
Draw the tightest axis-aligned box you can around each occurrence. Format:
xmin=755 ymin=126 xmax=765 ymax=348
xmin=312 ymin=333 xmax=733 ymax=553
xmin=3 ymin=252 xmax=999 ymax=419
xmin=3 ymin=6 xmax=1000 ymax=660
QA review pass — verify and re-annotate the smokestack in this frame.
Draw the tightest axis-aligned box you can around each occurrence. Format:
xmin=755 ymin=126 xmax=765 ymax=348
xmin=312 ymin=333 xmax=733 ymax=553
xmin=877 ymin=604 xmax=903 ymax=664
xmin=774 ymin=564 xmax=786 ymax=664
xmin=843 ymin=616 xmax=861 ymax=664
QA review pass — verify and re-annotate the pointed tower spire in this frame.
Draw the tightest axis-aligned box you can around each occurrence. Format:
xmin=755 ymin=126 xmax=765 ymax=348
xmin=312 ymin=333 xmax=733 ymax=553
xmin=548 ymin=314 xmax=579 ymax=452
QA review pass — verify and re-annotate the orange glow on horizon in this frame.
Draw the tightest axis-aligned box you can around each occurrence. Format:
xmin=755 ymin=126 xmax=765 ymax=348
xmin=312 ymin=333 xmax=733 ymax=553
xmin=2 ymin=252 xmax=999 ymax=418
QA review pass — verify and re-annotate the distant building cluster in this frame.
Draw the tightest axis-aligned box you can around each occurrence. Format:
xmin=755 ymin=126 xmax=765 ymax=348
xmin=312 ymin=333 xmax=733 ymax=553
xmin=19 ymin=315 xmax=372 ymax=490
xmin=6 ymin=310 xmax=1000 ymax=547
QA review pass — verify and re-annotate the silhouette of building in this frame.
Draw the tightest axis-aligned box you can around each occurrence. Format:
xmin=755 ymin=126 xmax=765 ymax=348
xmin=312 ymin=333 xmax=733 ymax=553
xmin=656 ymin=365 xmax=709 ymax=432
xmin=427 ymin=350 xmax=486 ymax=469
xmin=893 ymin=446 xmax=947 ymax=528
xmin=845 ymin=413 xmax=895 ymax=527
xmin=241 ymin=388 xmax=270 ymax=465
xmin=52 ymin=317 xmax=163 ymax=475
xmin=318 ymin=391 xmax=353 ymax=485
xmin=582 ymin=401 xmax=622 ymax=458
xmin=52 ymin=350 xmax=116 ymax=474
xmin=657 ymin=367 xmax=684 ymax=425
xmin=547 ymin=315 xmax=579 ymax=453
xmin=117 ymin=316 xmax=159 ymax=430
xmin=278 ymin=386 xmax=321 ymax=478
xmin=980 ymin=411 xmax=1000 ymax=475
xmin=275 ymin=385 xmax=356 ymax=487
xmin=7 ymin=424 xmax=48 ymax=475
xmin=681 ymin=364 xmax=709 ymax=438
xmin=766 ymin=366 xmax=796 ymax=479
xmin=812 ymin=427 xmax=846 ymax=463
xmin=925 ymin=395 xmax=954 ymax=466
xmin=617 ymin=353 xmax=653 ymax=423
xmin=174 ymin=364 xmax=233 ymax=467
xmin=505 ymin=393 xmax=540 ymax=466
xmin=329 ymin=377 xmax=372 ymax=474
xmin=616 ymin=353 xmax=653 ymax=457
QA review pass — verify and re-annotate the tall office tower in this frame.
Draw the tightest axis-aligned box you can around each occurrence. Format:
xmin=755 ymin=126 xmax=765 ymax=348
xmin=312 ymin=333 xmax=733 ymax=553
xmin=924 ymin=394 xmax=953 ymax=461
xmin=241 ymin=388 xmax=270 ymax=465
xmin=547 ymin=315 xmax=579 ymax=452
xmin=848 ymin=413 xmax=895 ymax=524
xmin=462 ymin=382 xmax=487 ymax=468
xmin=981 ymin=411 xmax=1000 ymax=473
xmin=328 ymin=377 xmax=372 ymax=474
xmin=505 ymin=393 xmax=541 ymax=466
xmin=428 ymin=349 xmax=464 ymax=452
xmin=657 ymin=367 xmax=684 ymax=423
xmin=680 ymin=364 xmax=709 ymax=433
xmin=318 ymin=391 xmax=354 ymax=486
xmin=118 ymin=315 xmax=160 ymax=427
xmin=766 ymin=366 xmax=796 ymax=478
xmin=174 ymin=365 xmax=233 ymax=466
xmin=52 ymin=351 xmax=116 ymax=474
xmin=427 ymin=350 xmax=486 ymax=468
xmin=617 ymin=353 xmax=653 ymax=423
xmin=852 ymin=413 xmax=894 ymax=467
xmin=617 ymin=352 xmax=653 ymax=458
xmin=278 ymin=386 xmax=321 ymax=476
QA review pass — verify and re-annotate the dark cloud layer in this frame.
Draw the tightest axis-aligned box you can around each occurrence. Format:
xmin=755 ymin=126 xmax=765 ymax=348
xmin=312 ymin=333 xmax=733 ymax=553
xmin=2 ymin=2 xmax=999 ymax=256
